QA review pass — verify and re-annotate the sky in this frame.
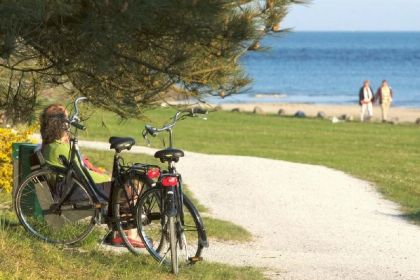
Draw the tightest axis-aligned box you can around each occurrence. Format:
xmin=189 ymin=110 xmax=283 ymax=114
xmin=282 ymin=0 xmax=420 ymax=31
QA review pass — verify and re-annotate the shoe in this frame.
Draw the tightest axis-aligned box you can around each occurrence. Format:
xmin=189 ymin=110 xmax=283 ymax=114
xmin=112 ymin=236 xmax=146 ymax=248
xmin=103 ymin=231 xmax=114 ymax=244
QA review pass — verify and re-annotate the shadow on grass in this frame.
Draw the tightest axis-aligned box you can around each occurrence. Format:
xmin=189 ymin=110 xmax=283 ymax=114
xmin=0 ymin=216 xmax=22 ymax=229
xmin=399 ymin=210 xmax=420 ymax=224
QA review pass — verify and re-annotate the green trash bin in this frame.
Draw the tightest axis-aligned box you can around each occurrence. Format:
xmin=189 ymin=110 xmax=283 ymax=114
xmin=12 ymin=143 xmax=39 ymax=191
xmin=13 ymin=143 xmax=91 ymax=231
xmin=12 ymin=143 xmax=43 ymax=217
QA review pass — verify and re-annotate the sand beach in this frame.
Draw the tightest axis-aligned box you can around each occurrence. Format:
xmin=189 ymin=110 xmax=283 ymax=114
xmin=216 ymin=102 xmax=420 ymax=123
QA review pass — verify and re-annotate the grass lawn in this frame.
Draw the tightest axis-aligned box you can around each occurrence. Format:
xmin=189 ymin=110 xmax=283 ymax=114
xmin=0 ymin=191 xmax=261 ymax=280
xmin=2 ymin=105 xmax=418 ymax=279
xmin=0 ymin=145 xmax=256 ymax=279
xmin=81 ymin=108 xmax=420 ymax=222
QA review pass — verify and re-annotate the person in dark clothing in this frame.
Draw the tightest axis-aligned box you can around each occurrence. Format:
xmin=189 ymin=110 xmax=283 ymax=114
xmin=358 ymin=80 xmax=375 ymax=122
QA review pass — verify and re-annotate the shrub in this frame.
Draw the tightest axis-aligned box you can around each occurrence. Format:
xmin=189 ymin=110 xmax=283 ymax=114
xmin=0 ymin=126 xmax=36 ymax=193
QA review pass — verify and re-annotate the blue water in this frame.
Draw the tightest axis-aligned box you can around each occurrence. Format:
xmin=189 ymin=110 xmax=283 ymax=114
xmin=211 ymin=32 xmax=420 ymax=107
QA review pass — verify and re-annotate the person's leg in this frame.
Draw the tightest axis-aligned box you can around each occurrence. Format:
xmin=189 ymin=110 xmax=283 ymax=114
xmin=367 ymin=102 xmax=373 ymax=120
xmin=360 ymin=104 xmax=366 ymax=122
xmin=102 ymin=179 xmax=143 ymax=246
xmin=382 ymin=102 xmax=390 ymax=121
xmin=96 ymin=181 xmax=112 ymax=200
xmin=127 ymin=229 xmax=142 ymax=241
xmin=119 ymin=178 xmax=144 ymax=246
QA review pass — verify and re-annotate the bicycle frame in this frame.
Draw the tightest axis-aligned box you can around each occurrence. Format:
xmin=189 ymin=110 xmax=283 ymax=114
xmin=142 ymin=111 xmax=209 ymax=253
xmin=55 ymin=128 xmax=161 ymax=225
xmin=15 ymin=97 xmax=170 ymax=246
xmin=46 ymin=97 xmax=157 ymax=224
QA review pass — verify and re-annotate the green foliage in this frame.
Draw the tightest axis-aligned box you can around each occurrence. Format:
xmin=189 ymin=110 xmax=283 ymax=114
xmin=0 ymin=0 xmax=306 ymax=120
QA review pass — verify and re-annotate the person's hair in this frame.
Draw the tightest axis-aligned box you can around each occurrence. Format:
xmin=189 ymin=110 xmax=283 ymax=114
xmin=40 ymin=104 xmax=68 ymax=145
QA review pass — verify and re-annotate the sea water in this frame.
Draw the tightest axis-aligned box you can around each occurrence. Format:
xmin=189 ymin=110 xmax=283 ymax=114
xmin=211 ymin=32 xmax=420 ymax=107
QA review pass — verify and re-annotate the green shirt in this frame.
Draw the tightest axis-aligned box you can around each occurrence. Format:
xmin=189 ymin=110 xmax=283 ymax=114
xmin=42 ymin=140 xmax=110 ymax=184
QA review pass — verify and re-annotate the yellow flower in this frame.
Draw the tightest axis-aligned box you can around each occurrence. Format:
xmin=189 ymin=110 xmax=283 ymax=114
xmin=0 ymin=125 xmax=37 ymax=193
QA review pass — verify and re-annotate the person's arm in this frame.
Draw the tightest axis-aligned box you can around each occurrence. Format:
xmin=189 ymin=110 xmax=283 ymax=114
xmin=370 ymin=87 xmax=375 ymax=102
xmin=359 ymin=88 xmax=363 ymax=105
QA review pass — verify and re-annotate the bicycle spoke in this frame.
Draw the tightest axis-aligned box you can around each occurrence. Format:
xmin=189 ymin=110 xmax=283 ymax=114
xmin=159 ymin=247 xmax=171 ymax=266
xmin=15 ymin=169 xmax=96 ymax=245
xmin=136 ymin=187 xmax=205 ymax=271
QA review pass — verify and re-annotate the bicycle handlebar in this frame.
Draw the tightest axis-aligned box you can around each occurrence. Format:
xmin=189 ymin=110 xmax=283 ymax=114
xmin=142 ymin=109 xmax=207 ymax=143
xmin=73 ymin=97 xmax=87 ymax=117
xmin=68 ymin=119 xmax=86 ymax=131
xmin=67 ymin=97 xmax=88 ymax=131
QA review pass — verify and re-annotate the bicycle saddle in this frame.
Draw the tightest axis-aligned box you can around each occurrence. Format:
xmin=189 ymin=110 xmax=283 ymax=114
xmin=154 ymin=148 xmax=184 ymax=163
xmin=109 ymin=137 xmax=135 ymax=153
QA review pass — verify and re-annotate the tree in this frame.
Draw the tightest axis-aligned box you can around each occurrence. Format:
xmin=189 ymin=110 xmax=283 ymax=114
xmin=0 ymin=69 xmax=39 ymax=124
xmin=0 ymin=0 xmax=307 ymax=121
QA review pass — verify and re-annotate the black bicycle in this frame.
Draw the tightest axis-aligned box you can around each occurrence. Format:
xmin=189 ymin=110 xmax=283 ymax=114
xmin=134 ymin=111 xmax=208 ymax=274
xmin=14 ymin=97 xmax=160 ymax=248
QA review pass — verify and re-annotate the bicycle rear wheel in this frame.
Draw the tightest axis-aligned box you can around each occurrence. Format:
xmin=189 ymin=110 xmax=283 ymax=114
xmin=14 ymin=169 xmax=97 ymax=245
xmin=112 ymin=173 xmax=151 ymax=254
xmin=136 ymin=186 xmax=205 ymax=267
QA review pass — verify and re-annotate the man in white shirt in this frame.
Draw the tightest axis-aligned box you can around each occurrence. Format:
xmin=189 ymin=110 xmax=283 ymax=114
xmin=358 ymin=80 xmax=374 ymax=122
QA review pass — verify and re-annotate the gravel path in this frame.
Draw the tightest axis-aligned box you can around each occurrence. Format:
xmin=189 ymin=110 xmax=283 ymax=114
xmin=80 ymin=140 xmax=420 ymax=280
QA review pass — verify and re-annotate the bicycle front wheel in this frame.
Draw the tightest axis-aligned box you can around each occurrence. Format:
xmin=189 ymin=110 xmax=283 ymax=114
xmin=14 ymin=169 xmax=97 ymax=245
xmin=136 ymin=186 xmax=205 ymax=268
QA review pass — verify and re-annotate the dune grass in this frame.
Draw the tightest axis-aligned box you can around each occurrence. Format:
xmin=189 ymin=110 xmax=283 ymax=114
xmin=80 ymin=108 xmax=420 ymax=222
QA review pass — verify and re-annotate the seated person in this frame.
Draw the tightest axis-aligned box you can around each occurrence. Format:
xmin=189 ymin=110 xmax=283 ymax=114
xmin=40 ymin=104 xmax=110 ymax=194
xmin=40 ymin=104 xmax=144 ymax=248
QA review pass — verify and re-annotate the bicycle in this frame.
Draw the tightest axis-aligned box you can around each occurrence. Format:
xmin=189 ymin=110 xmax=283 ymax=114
xmin=134 ymin=111 xmax=209 ymax=274
xmin=14 ymin=97 xmax=160 ymax=248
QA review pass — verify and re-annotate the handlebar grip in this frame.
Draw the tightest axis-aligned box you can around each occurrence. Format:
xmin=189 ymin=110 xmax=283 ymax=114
xmin=145 ymin=125 xmax=157 ymax=137
xmin=71 ymin=122 xmax=86 ymax=131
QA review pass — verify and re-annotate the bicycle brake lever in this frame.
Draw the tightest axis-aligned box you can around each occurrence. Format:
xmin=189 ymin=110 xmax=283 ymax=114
xmin=142 ymin=129 xmax=151 ymax=146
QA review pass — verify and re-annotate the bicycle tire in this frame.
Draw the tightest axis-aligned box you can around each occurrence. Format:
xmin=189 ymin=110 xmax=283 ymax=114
xmin=112 ymin=173 xmax=152 ymax=254
xmin=169 ymin=215 xmax=178 ymax=274
xmin=14 ymin=168 xmax=97 ymax=245
xmin=136 ymin=186 xmax=205 ymax=267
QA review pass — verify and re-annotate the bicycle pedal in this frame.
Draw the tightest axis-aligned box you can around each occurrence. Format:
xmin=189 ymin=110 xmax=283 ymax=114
xmin=188 ymin=256 xmax=203 ymax=263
